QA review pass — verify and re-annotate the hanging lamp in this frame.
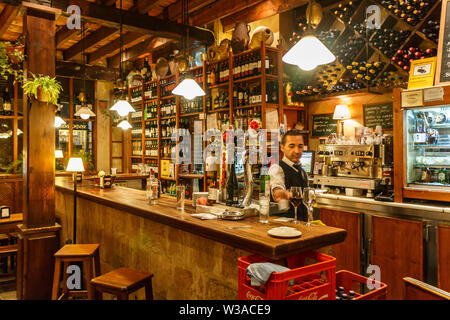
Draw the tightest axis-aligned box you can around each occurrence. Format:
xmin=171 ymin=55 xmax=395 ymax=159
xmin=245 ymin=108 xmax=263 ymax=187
xmin=172 ymin=0 xmax=205 ymax=100
xmin=110 ymin=0 xmax=135 ymax=117
xmin=117 ymin=119 xmax=132 ymax=130
xmin=74 ymin=21 xmax=96 ymax=120
xmin=282 ymin=0 xmax=335 ymax=71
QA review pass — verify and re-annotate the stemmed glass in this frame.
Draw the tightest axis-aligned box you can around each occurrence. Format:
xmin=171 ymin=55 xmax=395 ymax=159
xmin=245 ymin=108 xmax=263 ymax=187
xmin=302 ymin=187 xmax=316 ymax=226
xmin=289 ymin=186 xmax=303 ymax=225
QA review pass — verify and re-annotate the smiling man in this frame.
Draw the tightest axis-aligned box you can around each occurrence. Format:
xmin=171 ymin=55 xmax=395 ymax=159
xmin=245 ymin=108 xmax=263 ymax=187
xmin=268 ymin=130 xmax=309 ymax=220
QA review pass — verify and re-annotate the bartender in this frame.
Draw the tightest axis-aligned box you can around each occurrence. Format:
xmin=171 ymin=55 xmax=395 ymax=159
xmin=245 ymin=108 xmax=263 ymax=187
xmin=268 ymin=129 xmax=309 ymax=220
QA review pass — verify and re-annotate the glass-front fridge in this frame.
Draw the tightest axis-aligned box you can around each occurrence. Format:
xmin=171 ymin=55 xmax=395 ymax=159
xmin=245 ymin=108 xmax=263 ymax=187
xmin=405 ymin=105 xmax=450 ymax=189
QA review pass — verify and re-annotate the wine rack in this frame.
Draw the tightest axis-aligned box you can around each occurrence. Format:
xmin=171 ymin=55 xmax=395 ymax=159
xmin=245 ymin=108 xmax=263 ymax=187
xmin=287 ymin=0 xmax=442 ymax=101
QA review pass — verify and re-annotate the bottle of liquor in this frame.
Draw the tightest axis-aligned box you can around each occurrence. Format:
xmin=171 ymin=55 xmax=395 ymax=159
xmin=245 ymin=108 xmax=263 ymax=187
xmin=226 ymin=162 xmax=239 ymax=205
xmin=2 ymin=87 xmax=12 ymax=116
xmin=437 ymin=168 xmax=448 ymax=184
xmin=142 ymin=56 xmax=152 ymax=82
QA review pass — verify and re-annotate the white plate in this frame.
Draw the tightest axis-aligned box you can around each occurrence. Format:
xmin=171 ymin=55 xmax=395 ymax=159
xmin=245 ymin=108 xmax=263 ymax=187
xmin=268 ymin=227 xmax=302 ymax=238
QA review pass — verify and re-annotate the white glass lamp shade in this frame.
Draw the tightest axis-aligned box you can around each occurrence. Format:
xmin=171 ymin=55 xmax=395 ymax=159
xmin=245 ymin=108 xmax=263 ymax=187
xmin=75 ymin=106 xmax=96 ymax=119
xmin=333 ymin=104 xmax=351 ymax=120
xmin=55 ymin=116 xmax=66 ymax=128
xmin=55 ymin=150 xmax=64 ymax=159
xmin=66 ymin=157 xmax=85 ymax=172
xmin=172 ymin=78 xmax=205 ymax=100
xmin=117 ymin=120 xmax=132 ymax=130
xmin=282 ymin=35 xmax=336 ymax=71
xmin=110 ymin=100 xmax=135 ymax=117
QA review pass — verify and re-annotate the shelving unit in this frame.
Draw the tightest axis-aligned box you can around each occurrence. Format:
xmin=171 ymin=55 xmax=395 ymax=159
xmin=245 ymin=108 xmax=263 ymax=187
xmin=127 ymin=44 xmax=284 ymax=199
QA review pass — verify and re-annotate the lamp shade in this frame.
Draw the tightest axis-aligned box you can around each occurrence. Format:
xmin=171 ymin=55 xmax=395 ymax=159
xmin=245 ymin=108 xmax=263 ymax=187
xmin=110 ymin=99 xmax=135 ymax=117
xmin=282 ymin=35 xmax=335 ymax=71
xmin=172 ymin=78 xmax=205 ymax=100
xmin=66 ymin=157 xmax=85 ymax=172
xmin=333 ymin=104 xmax=351 ymax=120
xmin=75 ymin=105 xmax=96 ymax=119
xmin=117 ymin=120 xmax=132 ymax=130
xmin=55 ymin=116 xmax=66 ymax=128
xmin=55 ymin=150 xmax=64 ymax=158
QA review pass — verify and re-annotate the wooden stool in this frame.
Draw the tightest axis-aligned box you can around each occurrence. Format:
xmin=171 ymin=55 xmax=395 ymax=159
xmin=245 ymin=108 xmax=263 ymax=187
xmin=51 ymin=244 xmax=101 ymax=300
xmin=0 ymin=244 xmax=18 ymax=284
xmin=90 ymin=268 xmax=154 ymax=300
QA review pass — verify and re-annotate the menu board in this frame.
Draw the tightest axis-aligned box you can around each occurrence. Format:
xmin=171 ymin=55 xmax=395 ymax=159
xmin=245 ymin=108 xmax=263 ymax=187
xmin=363 ymin=103 xmax=393 ymax=129
xmin=312 ymin=114 xmax=338 ymax=137
xmin=436 ymin=0 xmax=450 ymax=84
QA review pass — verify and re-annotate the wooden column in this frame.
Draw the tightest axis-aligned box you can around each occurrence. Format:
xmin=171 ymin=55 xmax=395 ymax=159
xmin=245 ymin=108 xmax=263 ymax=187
xmin=17 ymin=2 xmax=62 ymax=300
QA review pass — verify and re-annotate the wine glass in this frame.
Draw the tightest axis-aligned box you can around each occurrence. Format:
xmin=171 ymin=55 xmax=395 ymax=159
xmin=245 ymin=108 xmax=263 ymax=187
xmin=302 ymin=188 xmax=316 ymax=226
xmin=289 ymin=186 xmax=303 ymax=225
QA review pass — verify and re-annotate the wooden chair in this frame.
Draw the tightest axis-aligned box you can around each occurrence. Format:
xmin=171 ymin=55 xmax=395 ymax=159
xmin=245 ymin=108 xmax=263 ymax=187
xmin=90 ymin=268 xmax=154 ymax=300
xmin=403 ymin=277 xmax=450 ymax=300
xmin=51 ymin=244 xmax=101 ymax=300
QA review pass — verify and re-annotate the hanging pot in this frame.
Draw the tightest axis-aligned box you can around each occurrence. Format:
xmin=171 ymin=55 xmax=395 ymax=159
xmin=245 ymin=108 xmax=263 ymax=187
xmin=207 ymin=44 xmax=220 ymax=62
xmin=231 ymin=22 xmax=250 ymax=54
xmin=306 ymin=0 xmax=323 ymax=29
xmin=218 ymin=39 xmax=231 ymax=59
xmin=249 ymin=26 xmax=274 ymax=49
xmin=6 ymin=46 xmax=24 ymax=64
xmin=155 ymin=57 xmax=169 ymax=77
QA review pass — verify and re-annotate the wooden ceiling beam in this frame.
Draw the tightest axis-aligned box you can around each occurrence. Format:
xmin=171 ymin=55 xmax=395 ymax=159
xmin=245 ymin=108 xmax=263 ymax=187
xmin=56 ymin=60 xmax=118 ymax=81
xmin=53 ymin=0 xmax=214 ymax=44
xmin=221 ymin=0 xmax=309 ymax=32
xmin=87 ymin=32 xmax=150 ymax=64
xmin=107 ymin=36 xmax=173 ymax=68
xmin=135 ymin=0 xmax=165 ymax=15
xmin=189 ymin=0 xmax=265 ymax=27
xmin=63 ymin=26 xmax=117 ymax=60
xmin=0 ymin=5 xmax=20 ymax=38
xmin=165 ymin=0 xmax=216 ymax=22
xmin=56 ymin=26 xmax=80 ymax=48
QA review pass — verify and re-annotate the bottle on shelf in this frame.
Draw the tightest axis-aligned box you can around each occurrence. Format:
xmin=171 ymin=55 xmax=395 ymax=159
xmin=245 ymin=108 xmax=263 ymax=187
xmin=2 ymin=87 xmax=13 ymax=116
xmin=225 ymin=162 xmax=239 ymax=206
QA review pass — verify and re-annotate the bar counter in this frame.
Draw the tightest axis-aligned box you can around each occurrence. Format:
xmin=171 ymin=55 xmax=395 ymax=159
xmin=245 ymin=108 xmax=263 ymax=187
xmin=55 ymin=177 xmax=346 ymax=299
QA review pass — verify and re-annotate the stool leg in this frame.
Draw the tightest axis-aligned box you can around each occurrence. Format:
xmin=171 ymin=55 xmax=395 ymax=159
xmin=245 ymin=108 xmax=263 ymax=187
xmin=61 ymin=262 xmax=70 ymax=297
xmin=145 ymin=280 xmax=154 ymax=300
xmin=85 ymin=259 xmax=94 ymax=300
xmin=51 ymin=259 xmax=62 ymax=300
xmin=94 ymin=249 xmax=100 ymax=277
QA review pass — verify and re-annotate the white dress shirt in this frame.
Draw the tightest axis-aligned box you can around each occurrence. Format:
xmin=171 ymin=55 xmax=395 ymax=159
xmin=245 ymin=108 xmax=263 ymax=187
xmin=268 ymin=156 xmax=307 ymax=196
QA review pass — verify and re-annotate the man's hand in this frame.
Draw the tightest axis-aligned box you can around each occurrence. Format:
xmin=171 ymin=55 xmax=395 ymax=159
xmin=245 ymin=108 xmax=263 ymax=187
xmin=272 ymin=188 xmax=291 ymax=203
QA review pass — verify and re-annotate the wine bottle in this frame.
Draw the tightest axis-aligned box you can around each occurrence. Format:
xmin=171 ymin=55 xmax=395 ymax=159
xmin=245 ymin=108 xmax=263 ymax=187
xmin=2 ymin=87 xmax=12 ymax=116
xmin=226 ymin=162 xmax=239 ymax=205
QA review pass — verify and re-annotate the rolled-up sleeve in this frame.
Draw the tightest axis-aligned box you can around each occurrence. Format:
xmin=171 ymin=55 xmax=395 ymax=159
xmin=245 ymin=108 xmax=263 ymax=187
xmin=268 ymin=164 xmax=285 ymax=196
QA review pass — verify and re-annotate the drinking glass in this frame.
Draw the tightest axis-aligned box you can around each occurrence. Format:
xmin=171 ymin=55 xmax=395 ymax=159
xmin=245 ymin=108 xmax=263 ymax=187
xmin=302 ymin=188 xmax=316 ymax=226
xmin=259 ymin=196 xmax=270 ymax=224
xmin=289 ymin=186 xmax=303 ymax=225
xmin=176 ymin=185 xmax=185 ymax=211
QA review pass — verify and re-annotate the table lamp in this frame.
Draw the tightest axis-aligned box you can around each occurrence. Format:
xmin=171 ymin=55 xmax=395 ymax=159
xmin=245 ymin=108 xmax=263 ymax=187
xmin=333 ymin=104 xmax=351 ymax=138
xmin=66 ymin=157 xmax=85 ymax=244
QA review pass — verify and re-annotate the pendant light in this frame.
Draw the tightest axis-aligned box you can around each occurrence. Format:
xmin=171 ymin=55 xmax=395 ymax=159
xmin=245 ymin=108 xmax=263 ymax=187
xmin=117 ymin=119 xmax=132 ymax=130
xmin=282 ymin=0 xmax=335 ymax=71
xmin=55 ymin=116 xmax=66 ymax=127
xmin=110 ymin=0 xmax=135 ymax=117
xmin=74 ymin=21 xmax=96 ymax=120
xmin=171 ymin=0 xmax=205 ymax=100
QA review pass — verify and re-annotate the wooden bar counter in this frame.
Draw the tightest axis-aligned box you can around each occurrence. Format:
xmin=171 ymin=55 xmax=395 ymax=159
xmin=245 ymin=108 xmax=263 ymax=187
xmin=55 ymin=177 xmax=346 ymax=299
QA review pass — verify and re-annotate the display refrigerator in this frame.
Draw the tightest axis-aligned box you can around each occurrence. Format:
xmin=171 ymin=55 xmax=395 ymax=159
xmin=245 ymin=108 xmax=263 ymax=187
xmin=394 ymin=86 xmax=450 ymax=202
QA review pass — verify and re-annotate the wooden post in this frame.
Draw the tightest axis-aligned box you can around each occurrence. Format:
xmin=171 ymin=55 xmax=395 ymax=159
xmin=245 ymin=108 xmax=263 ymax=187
xmin=17 ymin=2 xmax=62 ymax=300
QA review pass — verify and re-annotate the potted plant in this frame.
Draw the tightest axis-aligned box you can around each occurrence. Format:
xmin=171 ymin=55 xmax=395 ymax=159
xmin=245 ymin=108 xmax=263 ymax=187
xmin=79 ymin=149 xmax=94 ymax=171
xmin=0 ymin=41 xmax=23 ymax=82
xmin=22 ymin=73 xmax=62 ymax=105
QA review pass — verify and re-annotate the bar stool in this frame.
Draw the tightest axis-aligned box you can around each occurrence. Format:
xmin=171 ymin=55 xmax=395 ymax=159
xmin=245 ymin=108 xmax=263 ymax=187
xmin=51 ymin=244 xmax=101 ymax=300
xmin=90 ymin=268 xmax=154 ymax=300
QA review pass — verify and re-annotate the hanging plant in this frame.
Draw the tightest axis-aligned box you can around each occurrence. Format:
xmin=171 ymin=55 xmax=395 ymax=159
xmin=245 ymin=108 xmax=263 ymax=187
xmin=0 ymin=41 xmax=24 ymax=82
xmin=22 ymin=73 xmax=63 ymax=105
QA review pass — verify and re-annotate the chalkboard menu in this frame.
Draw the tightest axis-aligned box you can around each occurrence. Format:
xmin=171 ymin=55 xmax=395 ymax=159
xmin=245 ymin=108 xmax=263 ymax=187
xmin=312 ymin=114 xmax=338 ymax=137
xmin=437 ymin=0 xmax=450 ymax=84
xmin=363 ymin=103 xmax=393 ymax=129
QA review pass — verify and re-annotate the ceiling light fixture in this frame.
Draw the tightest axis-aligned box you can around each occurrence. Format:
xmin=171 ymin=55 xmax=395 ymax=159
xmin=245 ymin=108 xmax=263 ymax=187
xmin=110 ymin=0 xmax=135 ymax=117
xmin=282 ymin=0 xmax=335 ymax=71
xmin=172 ymin=0 xmax=205 ymax=100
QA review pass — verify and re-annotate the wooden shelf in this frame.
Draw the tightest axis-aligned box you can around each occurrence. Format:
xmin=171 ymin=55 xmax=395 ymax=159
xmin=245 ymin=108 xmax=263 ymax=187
xmin=160 ymin=115 xmax=176 ymax=120
xmin=178 ymin=174 xmax=204 ymax=179
xmin=160 ymin=95 xmax=175 ymax=100
xmin=144 ymin=118 xmax=158 ymax=121
xmin=283 ymin=106 xmax=306 ymax=111
xmin=233 ymin=104 xmax=261 ymax=110
xmin=207 ymin=108 xmax=229 ymax=113
xmin=208 ymin=82 xmax=229 ymax=89
xmin=180 ymin=112 xmax=203 ymax=117
xmin=160 ymin=177 xmax=176 ymax=181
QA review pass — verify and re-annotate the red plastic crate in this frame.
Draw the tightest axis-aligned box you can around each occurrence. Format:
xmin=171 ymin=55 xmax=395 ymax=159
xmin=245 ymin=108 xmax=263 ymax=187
xmin=238 ymin=251 xmax=336 ymax=300
xmin=335 ymin=270 xmax=387 ymax=300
